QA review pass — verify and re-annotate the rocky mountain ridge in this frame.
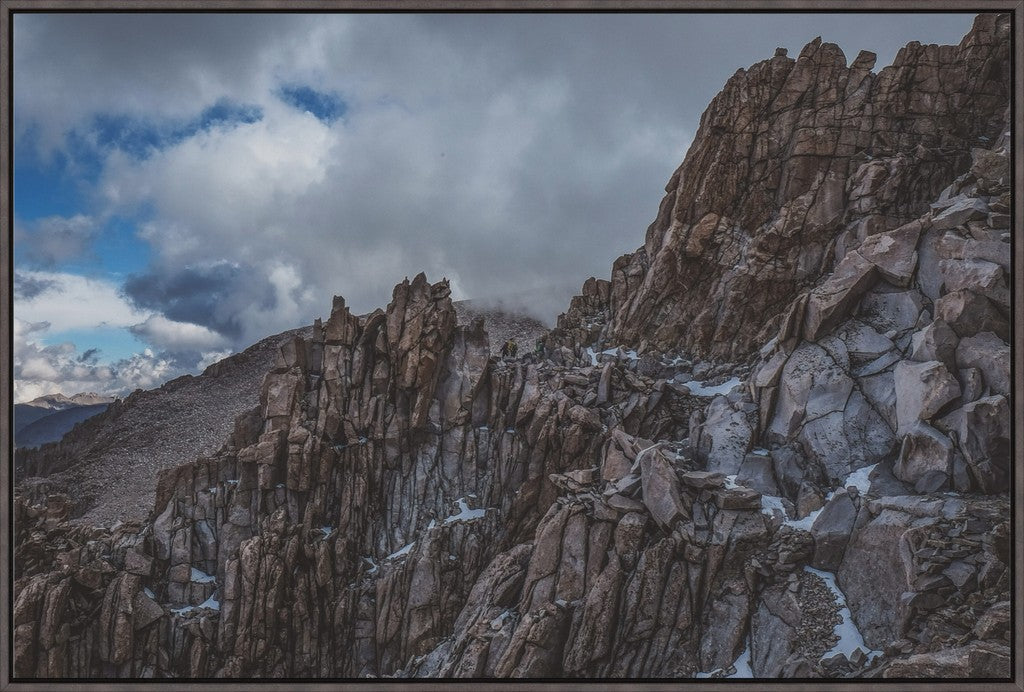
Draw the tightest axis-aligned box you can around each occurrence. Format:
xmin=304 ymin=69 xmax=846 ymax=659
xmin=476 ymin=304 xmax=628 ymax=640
xmin=551 ymin=13 xmax=1008 ymax=362
xmin=11 ymin=14 xmax=1012 ymax=681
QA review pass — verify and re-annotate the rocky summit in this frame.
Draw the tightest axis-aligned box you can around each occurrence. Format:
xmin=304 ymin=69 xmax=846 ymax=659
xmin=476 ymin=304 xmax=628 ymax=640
xmin=11 ymin=14 xmax=1013 ymax=681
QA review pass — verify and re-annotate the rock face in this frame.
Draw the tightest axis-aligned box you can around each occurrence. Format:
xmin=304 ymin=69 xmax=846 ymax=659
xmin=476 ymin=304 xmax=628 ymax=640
xmin=555 ymin=13 xmax=1009 ymax=361
xmin=12 ymin=14 xmax=1011 ymax=682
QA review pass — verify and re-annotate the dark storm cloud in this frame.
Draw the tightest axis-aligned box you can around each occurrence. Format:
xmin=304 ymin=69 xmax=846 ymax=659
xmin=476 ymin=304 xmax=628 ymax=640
xmin=14 ymin=272 xmax=60 ymax=299
xmin=78 ymin=348 xmax=100 ymax=364
xmin=122 ymin=262 xmax=276 ymax=340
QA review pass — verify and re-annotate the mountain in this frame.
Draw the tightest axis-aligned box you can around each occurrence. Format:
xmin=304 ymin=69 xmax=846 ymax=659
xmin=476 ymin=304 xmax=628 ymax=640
xmin=14 ymin=392 xmax=115 ymax=437
xmin=15 ymin=403 xmax=112 ymax=449
xmin=14 ymin=392 xmax=116 ymax=449
xmin=12 ymin=14 xmax=1011 ymax=680
xmin=14 ymin=327 xmax=312 ymax=525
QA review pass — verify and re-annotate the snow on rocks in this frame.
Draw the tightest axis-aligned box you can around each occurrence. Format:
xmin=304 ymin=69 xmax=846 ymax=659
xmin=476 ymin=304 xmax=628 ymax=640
xmin=385 ymin=541 xmax=416 ymax=561
xmin=680 ymin=376 xmax=741 ymax=397
xmin=443 ymin=498 xmax=488 ymax=525
xmin=804 ymin=567 xmax=881 ymax=663
xmin=190 ymin=567 xmax=216 ymax=584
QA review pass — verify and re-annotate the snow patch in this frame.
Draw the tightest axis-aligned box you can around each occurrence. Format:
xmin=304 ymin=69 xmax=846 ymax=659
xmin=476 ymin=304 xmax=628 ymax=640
xmin=320 ymin=526 xmax=333 ymax=537
xmin=385 ymin=541 xmax=415 ymax=561
xmin=198 ymin=593 xmax=221 ymax=611
xmin=804 ymin=566 xmax=882 ymax=663
xmin=681 ymin=376 xmax=741 ymax=397
xmin=171 ymin=592 xmax=221 ymax=615
xmin=443 ymin=497 xmax=487 ymax=525
xmin=190 ymin=568 xmax=216 ymax=584
xmin=760 ymin=494 xmax=788 ymax=519
xmin=843 ymin=464 xmax=875 ymax=496
xmin=769 ymin=463 xmax=878 ymax=530
xmin=144 ymin=587 xmax=156 ymax=599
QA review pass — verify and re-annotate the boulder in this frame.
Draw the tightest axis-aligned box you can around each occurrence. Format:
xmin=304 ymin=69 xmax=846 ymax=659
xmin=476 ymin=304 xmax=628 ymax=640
xmin=933 ymin=290 xmax=1008 ymax=340
xmin=695 ymin=395 xmax=753 ymax=475
xmin=858 ymin=221 xmax=922 ymax=287
xmin=908 ymin=319 xmax=958 ymax=370
xmin=935 ymin=395 xmax=1009 ymax=493
xmin=803 ymin=252 xmax=877 ymax=341
xmin=736 ymin=454 xmax=781 ymax=496
xmin=639 ymin=448 xmax=688 ymax=528
xmin=715 ymin=486 xmax=762 ymax=511
xmin=810 ymin=491 xmax=858 ymax=570
xmin=881 ymin=642 xmax=1010 ymax=678
xmin=858 ymin=288 xmax=924 ymax=335
xmin=893 ymin=422 xmax=954 ymax=489
xmin=929 ymin=196 xmax=988 ymax=230
xmin=893 ymin=360 xmax=961 ymax=435
xmin=938 ymin=259 xmax=1008 ymax=309
xmin=955 ymin=332 xmax=1009 ymax=396
xmin=679 ymin=470 xmax=726 ymax=490
xmin=837 ymin=319 xmax=895 ymax=362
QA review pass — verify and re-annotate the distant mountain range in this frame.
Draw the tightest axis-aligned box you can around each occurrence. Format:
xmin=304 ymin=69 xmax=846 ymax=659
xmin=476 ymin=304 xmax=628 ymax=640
xmin=13 ymin=392 xmax=115 ymax=449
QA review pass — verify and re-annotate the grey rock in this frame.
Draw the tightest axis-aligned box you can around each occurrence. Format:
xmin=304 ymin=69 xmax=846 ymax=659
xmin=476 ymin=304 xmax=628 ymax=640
xmin=929 ymin=196 xmax=989 ymax=230
xmin=894 ymin=422 xmax=954 ymax=487
xmin=908 ymin=319 xmax=958 ymax=370
xmin=810 ymin=492 xmax=858 ymax=570
xmin=934 ymin=289 xmax=1008 ymax=340
xmin=955 ymin=332 xmax=1009 ymax=396
xmin=638 ymin=448 xmax=688 ymax=528
xmin=893 ymin=360 xmax=961 ymax=435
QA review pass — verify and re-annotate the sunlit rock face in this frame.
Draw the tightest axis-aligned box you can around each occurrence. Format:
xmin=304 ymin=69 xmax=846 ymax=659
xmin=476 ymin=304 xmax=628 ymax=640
xmin=12 ymin=13 xmax=1010 ymax=681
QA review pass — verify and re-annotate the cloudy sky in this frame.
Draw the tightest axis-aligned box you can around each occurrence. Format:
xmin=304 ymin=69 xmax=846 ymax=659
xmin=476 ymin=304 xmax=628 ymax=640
xmin=12 ymin=11 xmax=975 ymax=402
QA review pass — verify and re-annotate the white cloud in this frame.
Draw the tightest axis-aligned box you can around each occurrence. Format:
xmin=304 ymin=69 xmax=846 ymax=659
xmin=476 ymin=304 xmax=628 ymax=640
xmin=129 ymin=314 xmax=230 ymax=353
xmin=13 ymin=316 xmax=182 ymax=403
xmin=14 ymin=270 xmax=150 ymax=332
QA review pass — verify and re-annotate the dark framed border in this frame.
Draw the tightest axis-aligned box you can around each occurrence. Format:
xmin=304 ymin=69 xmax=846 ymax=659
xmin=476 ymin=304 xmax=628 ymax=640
xmin=0 ymin=1 xmax=1020 ymax=690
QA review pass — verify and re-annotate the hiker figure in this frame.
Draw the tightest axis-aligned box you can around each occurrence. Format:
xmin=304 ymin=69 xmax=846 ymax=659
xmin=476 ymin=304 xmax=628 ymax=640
xmin=500 ymin=340 xmax=512 ymax=359
xmin=535 ymin=339 xmax=545 ymax=358
xmin=509 ymin=340 xmax=518 ymax=358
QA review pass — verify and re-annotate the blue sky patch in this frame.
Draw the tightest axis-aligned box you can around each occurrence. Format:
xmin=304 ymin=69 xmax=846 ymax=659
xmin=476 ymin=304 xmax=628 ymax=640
xmin=14 ymin=134 xmax=92 ymax=220
xmin=278 ymin=84 xmax=347 ymax=123
xmin=41 ymin=326 xmax=148 ymax=362
xmin=91 ymin=99 xmax=263 ymax=159
xmin=91 ymin=217 xmax=152 ymax=276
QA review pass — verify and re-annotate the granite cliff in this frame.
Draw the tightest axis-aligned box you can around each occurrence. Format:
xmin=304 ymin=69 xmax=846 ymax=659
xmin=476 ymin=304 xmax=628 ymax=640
xmin=12 ymin=14 xmax=1012 ymax=681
